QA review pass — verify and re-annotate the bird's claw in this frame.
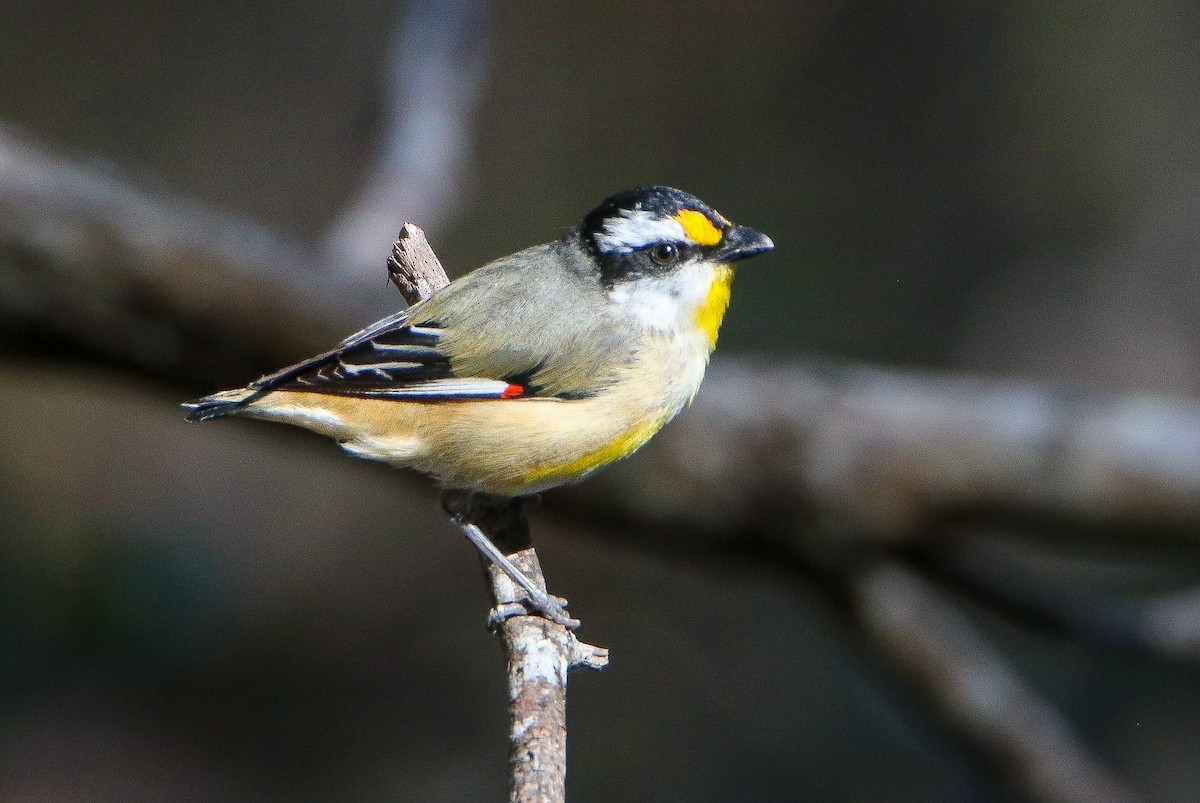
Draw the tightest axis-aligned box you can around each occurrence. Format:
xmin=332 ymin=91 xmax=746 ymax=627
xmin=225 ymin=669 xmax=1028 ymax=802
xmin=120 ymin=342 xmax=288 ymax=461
xmin=488 ymin=595 xmax=580 ymax=630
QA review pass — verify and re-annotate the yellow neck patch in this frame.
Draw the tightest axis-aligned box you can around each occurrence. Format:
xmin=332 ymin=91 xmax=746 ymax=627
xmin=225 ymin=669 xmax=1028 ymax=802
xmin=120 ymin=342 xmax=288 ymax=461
xmin=674 ymin=209 xmax=723 ymax=246
xmin=696 ymin=265 xmax=734 ymax=350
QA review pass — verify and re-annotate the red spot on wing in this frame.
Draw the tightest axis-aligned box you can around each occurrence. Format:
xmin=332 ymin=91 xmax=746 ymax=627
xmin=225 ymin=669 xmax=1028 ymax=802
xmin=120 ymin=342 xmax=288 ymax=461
xmin=501 ymin=383 xmax=524 ymax=399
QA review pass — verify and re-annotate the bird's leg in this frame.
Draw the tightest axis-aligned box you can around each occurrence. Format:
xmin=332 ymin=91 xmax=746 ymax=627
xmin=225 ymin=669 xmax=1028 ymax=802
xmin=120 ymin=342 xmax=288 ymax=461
xmin=453 ymin=519 xmax=579 ymax=629
xmin=442 ymin=490 xmax=580 ymax=629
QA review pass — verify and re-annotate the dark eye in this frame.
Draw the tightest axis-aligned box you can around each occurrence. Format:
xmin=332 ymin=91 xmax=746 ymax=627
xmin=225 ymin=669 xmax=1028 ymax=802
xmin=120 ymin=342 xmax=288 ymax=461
xmin=650 ymin=243 xmax=678 ymax=265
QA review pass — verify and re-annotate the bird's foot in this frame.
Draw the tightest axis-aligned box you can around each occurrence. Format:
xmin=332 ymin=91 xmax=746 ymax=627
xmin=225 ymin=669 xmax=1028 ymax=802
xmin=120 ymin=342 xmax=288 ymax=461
xmin=488 ymin=594 xmax=580 ymax=630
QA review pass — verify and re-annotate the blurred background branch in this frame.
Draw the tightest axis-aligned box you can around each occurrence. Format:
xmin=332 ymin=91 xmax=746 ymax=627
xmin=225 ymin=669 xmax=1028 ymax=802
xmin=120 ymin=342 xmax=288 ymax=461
xmin=0 ymin=123 xmax=341 ymax=388
xmin=853 ymin=561 xmax=1137 ymax=803
xmin=324 ymin=0 xmax=491 ymax=281
xmin=4 ymin=124 xmax=1198 ymax=545
xmin=4 ymin=3 xmax=1200 ymax=800
xmin=3 ymin=109 xmax=1198 ymax=802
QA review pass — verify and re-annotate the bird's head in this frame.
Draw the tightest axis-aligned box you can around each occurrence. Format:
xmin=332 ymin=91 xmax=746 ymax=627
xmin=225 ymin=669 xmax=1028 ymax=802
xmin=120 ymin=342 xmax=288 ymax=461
xmin=579 ymin=185 xmax=773 ymax=347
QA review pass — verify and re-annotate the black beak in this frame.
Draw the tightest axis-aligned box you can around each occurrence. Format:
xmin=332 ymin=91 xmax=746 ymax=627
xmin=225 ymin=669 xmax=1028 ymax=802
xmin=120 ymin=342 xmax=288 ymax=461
xmin=715 ymin=225 xmax=774 ymax=262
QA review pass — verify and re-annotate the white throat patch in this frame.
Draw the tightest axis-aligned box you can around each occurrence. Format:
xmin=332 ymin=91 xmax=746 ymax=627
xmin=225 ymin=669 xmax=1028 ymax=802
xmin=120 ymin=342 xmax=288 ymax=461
xmin=593 ymin=209 xmax=688 ymax=254
xmin=608 ymin=261 xmax=718 ymax=334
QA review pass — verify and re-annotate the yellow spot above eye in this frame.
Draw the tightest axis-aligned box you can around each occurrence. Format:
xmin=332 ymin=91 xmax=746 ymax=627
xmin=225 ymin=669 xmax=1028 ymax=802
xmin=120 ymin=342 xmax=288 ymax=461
xmin=696 ymin=264 xmax=734 ymax=350
xmin=674 ymin=209 xmax=723 ymax=246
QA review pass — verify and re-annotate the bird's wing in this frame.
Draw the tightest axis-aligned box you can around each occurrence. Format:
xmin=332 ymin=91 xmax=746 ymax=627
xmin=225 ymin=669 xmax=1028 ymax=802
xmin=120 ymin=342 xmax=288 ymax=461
xmin=249 ymin=312 xmax=532 ymax=400
xmin=247 ymin=241 xmax=624 ymax=402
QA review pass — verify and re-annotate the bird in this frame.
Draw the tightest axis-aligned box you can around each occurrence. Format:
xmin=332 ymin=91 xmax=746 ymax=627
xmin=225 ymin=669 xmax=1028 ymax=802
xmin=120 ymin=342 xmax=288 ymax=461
xmin=184 ymin=185 xmax=773 ymax=623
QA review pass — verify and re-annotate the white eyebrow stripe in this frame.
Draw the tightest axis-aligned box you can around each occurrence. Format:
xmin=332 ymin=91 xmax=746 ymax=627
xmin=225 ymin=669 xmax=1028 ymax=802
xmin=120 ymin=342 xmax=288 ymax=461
xmin=594 ymin=209 xmax=688 ymax=253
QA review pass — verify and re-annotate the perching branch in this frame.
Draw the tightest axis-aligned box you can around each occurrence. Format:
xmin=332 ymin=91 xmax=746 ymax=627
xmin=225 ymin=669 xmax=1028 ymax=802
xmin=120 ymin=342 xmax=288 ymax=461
xmin=386 ymin=223 xmax=455 ymax=304
xmin=390 ymin=225 xmax=607 ymax=803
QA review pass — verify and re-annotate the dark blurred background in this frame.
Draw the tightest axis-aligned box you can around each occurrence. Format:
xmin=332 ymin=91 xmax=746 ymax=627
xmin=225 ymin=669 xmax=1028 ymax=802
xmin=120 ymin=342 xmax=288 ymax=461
xmin=1 ymin=1 xmax=1199 ymax=800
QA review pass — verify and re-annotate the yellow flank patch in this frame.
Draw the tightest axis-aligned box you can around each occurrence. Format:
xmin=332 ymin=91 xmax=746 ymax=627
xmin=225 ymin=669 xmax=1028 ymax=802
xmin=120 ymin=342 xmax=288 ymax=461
xmin=675 ymin=209 xmax=723 ymax=246
xmin=519 ymin=413 xmax=670 ymax=486
xmin=696 ymin=265 xmax=734 ymax=349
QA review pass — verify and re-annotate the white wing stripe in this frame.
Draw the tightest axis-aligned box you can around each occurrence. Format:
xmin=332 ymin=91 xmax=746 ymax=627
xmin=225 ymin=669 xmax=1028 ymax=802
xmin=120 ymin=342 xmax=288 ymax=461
xmin=338 ymin=360 xmax=424 ymax=375
xmin=371 ymin=379 xmax=512 ymax=397
xmin=369 ymin=342 xmax=443 ymax=357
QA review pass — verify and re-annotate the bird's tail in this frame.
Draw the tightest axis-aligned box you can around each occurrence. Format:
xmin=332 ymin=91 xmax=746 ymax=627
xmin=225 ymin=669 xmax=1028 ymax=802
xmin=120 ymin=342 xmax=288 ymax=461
xmin=182 ymin=388 xmax=260 ymax=422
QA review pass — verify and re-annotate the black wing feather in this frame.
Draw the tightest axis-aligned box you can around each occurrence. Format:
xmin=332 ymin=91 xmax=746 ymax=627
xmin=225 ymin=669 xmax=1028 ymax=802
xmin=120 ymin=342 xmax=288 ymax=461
xmin=186 ymin=310 xmax=533 ymax=424
xmin=256 ymin=319 xmax=455 ymax=396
